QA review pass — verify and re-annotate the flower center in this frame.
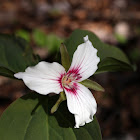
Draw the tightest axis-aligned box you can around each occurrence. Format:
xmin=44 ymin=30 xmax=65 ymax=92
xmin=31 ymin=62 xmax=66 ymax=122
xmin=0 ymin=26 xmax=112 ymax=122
xmin=63 ymin=76 xmax=72 ymax=85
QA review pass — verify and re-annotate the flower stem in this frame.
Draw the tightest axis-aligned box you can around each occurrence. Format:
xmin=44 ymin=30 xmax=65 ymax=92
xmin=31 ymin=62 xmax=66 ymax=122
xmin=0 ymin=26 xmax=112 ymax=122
xmin=51 ymin=92 xmax=66 ymax=114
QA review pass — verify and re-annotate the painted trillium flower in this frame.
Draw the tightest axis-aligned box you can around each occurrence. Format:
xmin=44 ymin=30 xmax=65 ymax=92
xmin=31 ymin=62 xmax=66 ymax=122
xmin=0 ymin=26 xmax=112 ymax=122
xmin=14 ymin=35 xmax=100 ymax=128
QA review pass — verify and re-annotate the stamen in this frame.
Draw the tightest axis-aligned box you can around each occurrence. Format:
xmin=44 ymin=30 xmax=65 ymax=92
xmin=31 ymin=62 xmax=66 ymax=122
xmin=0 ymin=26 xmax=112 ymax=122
xmin=63 ymin=76 xmax=72 ymax=85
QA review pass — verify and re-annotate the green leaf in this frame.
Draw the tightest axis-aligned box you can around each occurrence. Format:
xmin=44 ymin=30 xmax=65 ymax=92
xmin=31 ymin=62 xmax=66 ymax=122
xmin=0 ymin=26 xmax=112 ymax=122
xmin=80 ymin=79 xmax=104 ymax=92
xmin=64 ymin=29 xmax=134 ymax=73
xmin=46 ymin=34 xmax=63 ymax=52
xmin=0 ymin=34 xmax=39 ymax=78
xmin=32 ymin=29 xmax=47 ymax=47
xmin=16 ymin=29 xmax=30 ymax=42
xmin=96 ymin=57 xmax=135 ymax=73
xmin=0 ymin=67 xmax=15 ymax=78
xmin=60 ymin=43 xmax=71 ymax=71
xmin=33 ymin=29 xmax=63 ymax=53
xmin=0 ymin=93 xmax=102 ymax=140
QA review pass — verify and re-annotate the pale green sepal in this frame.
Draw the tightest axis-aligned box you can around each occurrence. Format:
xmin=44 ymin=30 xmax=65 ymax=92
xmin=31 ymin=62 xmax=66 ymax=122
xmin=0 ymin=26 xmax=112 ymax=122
xmin=80 ymin=79 xmax=105 ymax=92
xmin=60 ymin=43 xmax=71 ymax=71
xmin=51 ymin=91 xmax=66 ymax=114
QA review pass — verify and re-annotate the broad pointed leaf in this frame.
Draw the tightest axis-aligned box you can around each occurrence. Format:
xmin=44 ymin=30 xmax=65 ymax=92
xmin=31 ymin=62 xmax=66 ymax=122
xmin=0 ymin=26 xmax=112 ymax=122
xmin=0 ymin=93 xmax=102 ymax=140
xmin=0 ymin=34 xmax=39 ymax=78
xmin=64 ymin=29 xmax=134 ymax=73
xmin=80 ymin=79 xmax=104 ymax=92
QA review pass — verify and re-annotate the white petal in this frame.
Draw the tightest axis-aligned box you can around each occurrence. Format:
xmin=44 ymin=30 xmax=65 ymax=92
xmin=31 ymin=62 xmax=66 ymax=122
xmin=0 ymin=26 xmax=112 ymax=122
xmin=64 ymin=83 xmax=97 ymax=128
xmin=14 ymin=61 xmax=66 ymax=95
xmin=68 ymin=35 xmax=100 ymax=81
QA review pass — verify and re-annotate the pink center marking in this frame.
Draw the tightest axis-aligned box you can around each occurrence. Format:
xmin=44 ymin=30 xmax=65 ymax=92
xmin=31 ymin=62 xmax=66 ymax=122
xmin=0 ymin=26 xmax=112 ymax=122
xmin=64 ymin=82 xmax=78 ymax=95
xmin=57 ymin=67 xmax=81 ymax=95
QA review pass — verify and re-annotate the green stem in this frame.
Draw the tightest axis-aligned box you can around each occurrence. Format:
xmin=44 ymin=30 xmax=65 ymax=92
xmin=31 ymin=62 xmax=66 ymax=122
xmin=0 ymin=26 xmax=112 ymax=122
xmin=51 ymin=92 xmax=66 ymax=114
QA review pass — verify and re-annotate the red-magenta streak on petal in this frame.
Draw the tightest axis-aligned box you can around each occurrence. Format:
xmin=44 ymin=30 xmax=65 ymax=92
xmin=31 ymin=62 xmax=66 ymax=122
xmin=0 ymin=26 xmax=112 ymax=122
xmin=75 ymin=74 xmax=82 ymax=80
xmin=64 ymin=83 xmax=78 ymax=95
xmin=57 ymin=73 xmax=65 ymax=89
xmin=67 ymin=67 xmax=80 ymax=75
xmin=67 ymin=66 xmax=82 ymax=81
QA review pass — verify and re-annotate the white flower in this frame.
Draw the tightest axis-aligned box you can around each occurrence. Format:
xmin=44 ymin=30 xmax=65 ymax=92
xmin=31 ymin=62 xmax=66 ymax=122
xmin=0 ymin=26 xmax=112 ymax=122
xmin=14 ymin=35 xmax=100 ymax=128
